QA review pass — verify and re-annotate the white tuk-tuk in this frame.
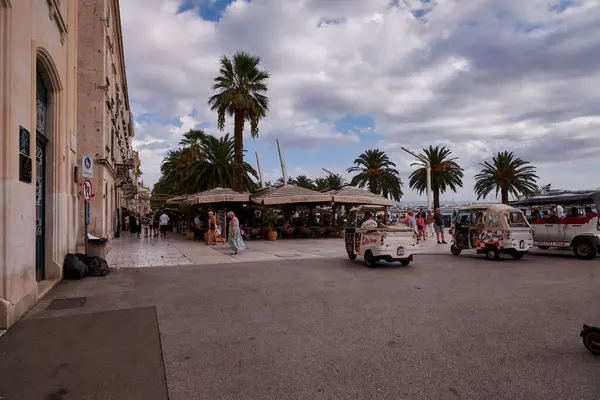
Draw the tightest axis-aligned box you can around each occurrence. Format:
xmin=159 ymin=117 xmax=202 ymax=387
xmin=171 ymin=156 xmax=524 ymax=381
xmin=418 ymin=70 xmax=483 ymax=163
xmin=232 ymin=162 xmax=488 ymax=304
xmin=449 ymin=204 xmax=533 ymax=260
xmin=344 ymin=205 xmax=419 ymax=268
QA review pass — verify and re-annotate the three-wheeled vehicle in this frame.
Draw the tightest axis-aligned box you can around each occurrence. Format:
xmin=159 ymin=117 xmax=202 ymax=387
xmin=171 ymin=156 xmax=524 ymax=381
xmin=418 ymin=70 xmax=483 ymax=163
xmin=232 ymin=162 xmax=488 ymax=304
xmin=344 ymin=205 xmax=419 ymax=267
xmin=449 ymin=204 xmax=533 ymax=260
xmin=510 ymin=190 xmax=600 ymax=259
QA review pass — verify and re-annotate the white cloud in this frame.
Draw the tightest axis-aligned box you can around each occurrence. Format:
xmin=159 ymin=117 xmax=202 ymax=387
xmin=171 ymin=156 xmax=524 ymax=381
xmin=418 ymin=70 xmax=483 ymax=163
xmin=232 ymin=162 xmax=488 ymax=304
xmin=121 ymin=0 xmax=600 ymax=200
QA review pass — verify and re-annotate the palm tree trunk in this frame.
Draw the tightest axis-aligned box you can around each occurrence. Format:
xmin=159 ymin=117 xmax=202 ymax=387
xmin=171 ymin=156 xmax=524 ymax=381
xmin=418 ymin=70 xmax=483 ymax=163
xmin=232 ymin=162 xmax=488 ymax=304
xmin=501 ymin=187 xmax=509 ymax=204
xmin=233 ymin=111 xmax=245 ymax=192
xmin=433 ymin=185 xmax=440 ymax=210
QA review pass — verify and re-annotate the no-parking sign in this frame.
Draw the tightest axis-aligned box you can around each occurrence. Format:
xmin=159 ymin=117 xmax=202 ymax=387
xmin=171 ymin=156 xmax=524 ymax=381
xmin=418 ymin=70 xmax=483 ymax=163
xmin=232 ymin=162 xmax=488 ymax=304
xmin=82 ymin=179 xmax=93 ymax=202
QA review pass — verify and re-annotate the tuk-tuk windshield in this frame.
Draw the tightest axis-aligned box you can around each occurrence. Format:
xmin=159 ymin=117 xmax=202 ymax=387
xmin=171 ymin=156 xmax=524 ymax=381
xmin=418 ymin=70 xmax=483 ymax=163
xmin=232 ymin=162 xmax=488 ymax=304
xmin=506 ymin=211 xmax=529 ymax=227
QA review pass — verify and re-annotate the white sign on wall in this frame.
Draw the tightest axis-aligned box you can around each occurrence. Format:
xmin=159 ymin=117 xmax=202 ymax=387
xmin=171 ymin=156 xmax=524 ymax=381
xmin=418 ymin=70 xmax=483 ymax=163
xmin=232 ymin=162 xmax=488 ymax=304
xmin=70 ymin=132 xmax=77 ymax=153
xmin=82 ymin=155 xmax=93 ymax=179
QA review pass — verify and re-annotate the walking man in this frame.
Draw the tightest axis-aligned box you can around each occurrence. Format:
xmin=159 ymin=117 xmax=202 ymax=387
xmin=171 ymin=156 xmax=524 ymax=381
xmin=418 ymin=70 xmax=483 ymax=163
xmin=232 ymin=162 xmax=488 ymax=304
xmin=159 ymin=210 xmax=170 ymax=237
xmin=434 ymin=208 xmax=447 ymax=244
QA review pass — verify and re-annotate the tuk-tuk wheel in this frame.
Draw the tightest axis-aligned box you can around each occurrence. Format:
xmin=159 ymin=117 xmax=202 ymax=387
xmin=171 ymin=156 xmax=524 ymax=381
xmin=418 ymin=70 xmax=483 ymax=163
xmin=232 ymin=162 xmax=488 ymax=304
xmin=348 ymin=253 xmax=357 ymax=260
xmin=400 ymin=259 xmax=411 ymax=266
xmin=485 ymin=246 xmax=500 ymax=261
xmin=450 ymin=245 xmax=461 ymax=256
xmin=364 ymin=251 xmax=377 ymax=268
xmin=511 ymin=252 xmax=524 ymax=260
xmin=573 ymin=240 xmax=597 ymax=260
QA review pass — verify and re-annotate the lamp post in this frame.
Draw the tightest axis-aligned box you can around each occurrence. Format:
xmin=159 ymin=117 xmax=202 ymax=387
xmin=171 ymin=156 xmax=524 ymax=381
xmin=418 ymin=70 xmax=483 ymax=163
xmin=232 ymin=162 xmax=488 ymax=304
xmin=401 ymin=147 xmax=432 ymax=212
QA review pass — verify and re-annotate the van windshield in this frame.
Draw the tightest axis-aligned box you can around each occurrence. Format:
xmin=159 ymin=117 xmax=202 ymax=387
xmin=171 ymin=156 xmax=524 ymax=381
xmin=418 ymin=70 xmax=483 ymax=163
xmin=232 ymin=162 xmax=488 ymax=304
xmin=506 ymin=211 xmax=528 ymax=227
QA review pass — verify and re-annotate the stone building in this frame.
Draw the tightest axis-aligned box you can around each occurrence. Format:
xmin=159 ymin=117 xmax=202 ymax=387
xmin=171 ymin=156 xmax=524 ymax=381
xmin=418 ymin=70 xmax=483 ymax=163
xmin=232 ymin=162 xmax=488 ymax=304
xmin=0 ymin=0 xmax=80 ymax=328
xmin=77 ymin=0 xmax=134 ymax=243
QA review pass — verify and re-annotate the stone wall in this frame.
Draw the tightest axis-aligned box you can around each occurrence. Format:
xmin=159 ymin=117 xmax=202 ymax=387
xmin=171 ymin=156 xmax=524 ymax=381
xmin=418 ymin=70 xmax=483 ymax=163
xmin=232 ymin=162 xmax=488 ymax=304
xmin=0 ymin=0 xmax=79 ymax=328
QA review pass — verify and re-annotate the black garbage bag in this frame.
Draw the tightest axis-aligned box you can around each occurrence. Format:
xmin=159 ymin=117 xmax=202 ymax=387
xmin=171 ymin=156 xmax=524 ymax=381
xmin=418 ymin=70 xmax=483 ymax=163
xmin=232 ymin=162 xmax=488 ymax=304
xmin=86 ymin=256 xmax=110 ymax=277
xmin=63 ymin=253 xmax=89 ymax=280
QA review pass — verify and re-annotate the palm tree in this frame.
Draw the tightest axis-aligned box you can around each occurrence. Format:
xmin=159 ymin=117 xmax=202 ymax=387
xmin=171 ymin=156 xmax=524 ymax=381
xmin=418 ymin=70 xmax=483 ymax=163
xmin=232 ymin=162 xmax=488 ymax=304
xmin=473 ymin=151 xmax=539 ymax=204
xmin=347 ymin=149 xmax=404 ymax=201
xmin=179 ymin=129 xmax=207 ymax=162
xmin=315 ymin=173 xmax=345 ymax=191
xmin=208 ymin=51 xmax=270 ymax=192
xmin=183 ymin=133 xmax=258 ymax=192
xmin=294 ymin=175 xmax=315 ymax=189
xmin=158 ymin=134 xmax=258 ymax=194
xmin=408 ymin=146 xmax=464 ymax=209
xmin=276 ymin=176 xmax=295 ymax=187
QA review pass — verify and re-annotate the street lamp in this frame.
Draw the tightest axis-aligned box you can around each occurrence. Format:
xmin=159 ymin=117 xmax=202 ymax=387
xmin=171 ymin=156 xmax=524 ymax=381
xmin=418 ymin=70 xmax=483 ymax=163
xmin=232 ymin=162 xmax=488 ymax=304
xmin=401 ymin=147 xmax=432 ymax=212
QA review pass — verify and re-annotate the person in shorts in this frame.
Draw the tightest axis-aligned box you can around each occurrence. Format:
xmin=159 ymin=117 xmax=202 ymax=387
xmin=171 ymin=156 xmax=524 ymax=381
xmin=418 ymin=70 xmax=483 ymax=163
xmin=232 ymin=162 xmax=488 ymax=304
xmin=434 ymin=208 xmax=447 ymax=244
xmin=153 ymin=210 xmax=160 ymax=238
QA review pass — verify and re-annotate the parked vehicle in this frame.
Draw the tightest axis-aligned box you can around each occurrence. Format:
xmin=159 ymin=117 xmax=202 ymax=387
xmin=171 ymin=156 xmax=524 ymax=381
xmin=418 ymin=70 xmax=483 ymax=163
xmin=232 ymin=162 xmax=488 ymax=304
xmin=449 ymin=204 xmax=533 ymax=260
xmin=344 ymin=205 xmax=419 ymax=268
xmin=580 ymin=324 xmax=600 ymax=356
xmin=511 ymin=190 xmax=600 ymax=260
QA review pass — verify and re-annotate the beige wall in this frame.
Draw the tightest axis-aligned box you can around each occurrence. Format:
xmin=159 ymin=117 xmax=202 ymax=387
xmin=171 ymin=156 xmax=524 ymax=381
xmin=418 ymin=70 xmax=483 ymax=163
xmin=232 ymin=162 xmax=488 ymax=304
xmin=77 ymin=0 xmax=133 ymax=242
xmin=0 ymin=0 xmax=79 ymax=328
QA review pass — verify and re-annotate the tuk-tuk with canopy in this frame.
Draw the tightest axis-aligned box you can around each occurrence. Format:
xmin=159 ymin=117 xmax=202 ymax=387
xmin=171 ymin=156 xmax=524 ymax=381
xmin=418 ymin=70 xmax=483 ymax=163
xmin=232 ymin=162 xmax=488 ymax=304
xmin=344 ymin=205 xmax=419 ymax=268
xmin=449 ymin=204 xmax=533 ymax=260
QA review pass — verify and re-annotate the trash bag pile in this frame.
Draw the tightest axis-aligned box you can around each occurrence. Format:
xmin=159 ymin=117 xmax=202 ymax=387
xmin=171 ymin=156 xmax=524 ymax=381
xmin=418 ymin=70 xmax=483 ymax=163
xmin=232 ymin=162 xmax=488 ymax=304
xmin=63 ymin=253 xmax=110 ymax=280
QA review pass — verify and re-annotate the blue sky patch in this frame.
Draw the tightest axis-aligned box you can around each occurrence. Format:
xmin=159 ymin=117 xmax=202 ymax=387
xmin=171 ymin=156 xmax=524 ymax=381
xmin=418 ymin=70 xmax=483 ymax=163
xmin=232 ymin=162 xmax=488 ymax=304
xmin=550 ymin=0 xmax=580 ymax=13
xmin=177 ymin=0 xmax=239 ymax=21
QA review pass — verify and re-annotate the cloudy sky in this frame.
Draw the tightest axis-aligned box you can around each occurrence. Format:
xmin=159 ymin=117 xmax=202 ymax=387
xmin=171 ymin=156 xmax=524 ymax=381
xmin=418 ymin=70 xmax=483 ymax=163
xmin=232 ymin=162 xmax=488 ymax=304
xmin=120 ymin=0 xmax=600 ymax=203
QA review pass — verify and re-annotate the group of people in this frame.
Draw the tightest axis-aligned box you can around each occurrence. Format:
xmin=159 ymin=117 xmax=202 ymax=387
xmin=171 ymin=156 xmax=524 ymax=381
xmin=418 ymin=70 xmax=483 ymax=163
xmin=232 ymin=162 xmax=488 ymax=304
xmin=127 ymin=211 xmax=170 ymax=238
xmin=404 ymin=208 xmax=448 ymax=244
xmin=192 ymin=210 xmax=247 ymax=255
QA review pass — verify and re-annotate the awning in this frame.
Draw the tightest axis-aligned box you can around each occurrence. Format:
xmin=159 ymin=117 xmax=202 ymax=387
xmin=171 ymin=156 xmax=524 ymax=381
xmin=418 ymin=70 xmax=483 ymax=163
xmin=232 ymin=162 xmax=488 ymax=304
xmin=250 ymin=184 xmax=333 ymax=206
xmin=330 ymin=186 xmax=394 ymax=206
xmin=165 ymin=194 xmax=196 ymax=205
xmin=510 ymin=190 xmax=600 ymax=206
xmin=185 ymin=187 xmax=250 ymax=204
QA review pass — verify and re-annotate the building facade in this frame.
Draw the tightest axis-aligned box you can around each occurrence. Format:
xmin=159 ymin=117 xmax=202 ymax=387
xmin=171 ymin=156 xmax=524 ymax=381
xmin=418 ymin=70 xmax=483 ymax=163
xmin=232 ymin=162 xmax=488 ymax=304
xmin=77 ymin=0 xmax=134 ymax=244
xmin=0 ymin=0 xmax=80 ymax=328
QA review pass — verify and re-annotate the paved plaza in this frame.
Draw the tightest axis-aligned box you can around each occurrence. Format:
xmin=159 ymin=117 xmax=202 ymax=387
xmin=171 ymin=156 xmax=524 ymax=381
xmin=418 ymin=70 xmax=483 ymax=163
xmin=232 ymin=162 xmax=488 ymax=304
xmin=106 ymin=230 xmax=580 ymax=269
xmin=1 ymin=247 xmax=599 ymax=399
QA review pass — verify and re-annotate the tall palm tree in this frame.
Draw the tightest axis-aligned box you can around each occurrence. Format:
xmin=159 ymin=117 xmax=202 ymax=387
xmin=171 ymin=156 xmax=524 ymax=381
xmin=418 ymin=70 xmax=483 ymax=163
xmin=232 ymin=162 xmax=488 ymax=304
xmin=473 ymin=151 xmax=539 ymax=204
xmin=408 ymin=146 xmax=464 ymax=209
xmin=208 ymin=51 xmax=270 ymax=192
xmin=294 ymin=175 xmax=315 ymax=189
xmin=347 ymin=149 xmax=404 ymax=201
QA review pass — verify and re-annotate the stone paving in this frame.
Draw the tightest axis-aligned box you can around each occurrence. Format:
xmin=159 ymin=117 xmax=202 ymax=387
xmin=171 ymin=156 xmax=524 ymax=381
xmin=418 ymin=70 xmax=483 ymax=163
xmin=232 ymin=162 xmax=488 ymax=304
xmin=106 ymin=230 xmax=453 ymax=268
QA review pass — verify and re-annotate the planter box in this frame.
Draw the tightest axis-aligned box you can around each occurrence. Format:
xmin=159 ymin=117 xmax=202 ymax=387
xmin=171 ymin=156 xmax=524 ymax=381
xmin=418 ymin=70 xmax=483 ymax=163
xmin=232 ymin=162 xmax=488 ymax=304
xmin=185 ymin=230 xmax=195 ymax=240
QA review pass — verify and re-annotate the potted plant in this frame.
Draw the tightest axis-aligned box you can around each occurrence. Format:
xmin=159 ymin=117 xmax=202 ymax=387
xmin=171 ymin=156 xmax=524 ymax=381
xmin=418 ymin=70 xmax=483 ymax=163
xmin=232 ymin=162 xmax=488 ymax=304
xmin=262 ymin=208 xmax=280 ymax=241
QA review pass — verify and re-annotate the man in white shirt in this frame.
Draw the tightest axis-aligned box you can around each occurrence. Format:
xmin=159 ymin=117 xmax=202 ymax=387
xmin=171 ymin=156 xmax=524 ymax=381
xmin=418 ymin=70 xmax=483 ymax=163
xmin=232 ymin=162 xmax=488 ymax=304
xmin=159 ymin=211 xmax=170 ymax=237
xmin=360 ymin=211 xmax=379 ymax=229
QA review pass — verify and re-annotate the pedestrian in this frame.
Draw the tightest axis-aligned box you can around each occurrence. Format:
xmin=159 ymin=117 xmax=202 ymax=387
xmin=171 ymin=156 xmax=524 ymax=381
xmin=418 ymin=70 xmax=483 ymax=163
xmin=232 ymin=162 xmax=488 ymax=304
xmin=159 ymin=210 xmax=170 ymax=237
xmin=416 ymin=212 xmax=426 ymax=240
xmin=426 ymin=210 xmax=435 ymax=238
xmin=206 ymin=211 xmax=217 ymax=245
xmin=192 ymin=213 xmax=201 ymax=240
xmin=406 ymin=211 xmax=417 ymax=233
xmin=141 ymin=214 xmax=150 ymax=238
xmin=227 ymin=211 xmax=246 ymax=255
xmin=434 ymin=208 xmax=447 ymax=244
xmin=153 ymin=210 xmax=160 ymax=238
xmin=128 ymin=214 xmax=136 ymax=236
